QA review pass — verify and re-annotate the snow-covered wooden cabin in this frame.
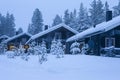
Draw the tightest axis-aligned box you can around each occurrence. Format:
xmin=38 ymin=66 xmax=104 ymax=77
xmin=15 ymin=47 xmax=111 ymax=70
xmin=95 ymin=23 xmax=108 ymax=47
xmin=67 ymin=11 xmax=120 ymax=55
xmin=0 ymin=35 xmax=9 ymax=43
xmin=26 ymin=23 xmax=79 ymax=53
xmin=3 ymin=33 xmax=32 ymax=48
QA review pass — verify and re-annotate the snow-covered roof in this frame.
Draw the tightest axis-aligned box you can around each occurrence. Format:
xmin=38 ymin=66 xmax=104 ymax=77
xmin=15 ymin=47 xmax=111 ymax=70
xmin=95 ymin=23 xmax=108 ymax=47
xmin=0 ymin=35 xmax=9 ymax=39
xmin=67 ymin=15 xmax=120 ymax=42
xmin=3 ymin=33 xmax=32 ymax=43
xmin=27 ymin=23 xmax=79 ymax=43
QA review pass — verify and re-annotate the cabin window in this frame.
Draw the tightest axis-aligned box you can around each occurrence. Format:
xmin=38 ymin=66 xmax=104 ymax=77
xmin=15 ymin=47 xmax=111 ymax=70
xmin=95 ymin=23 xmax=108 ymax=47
xmin=105 ymin=38 xmax=115 ymax=47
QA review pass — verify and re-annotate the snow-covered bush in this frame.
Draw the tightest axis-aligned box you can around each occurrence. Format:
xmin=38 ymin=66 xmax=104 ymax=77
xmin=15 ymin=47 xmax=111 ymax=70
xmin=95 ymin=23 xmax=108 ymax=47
xmin=56 ymin=40 xmax=64 ymax=58
xmin=6 ymin=51 xmax=15 ymax=58
xmin=70 ymin=41 xmax=80 ymax=54
xmin=101 ymin=46 xmax=115 ymax=57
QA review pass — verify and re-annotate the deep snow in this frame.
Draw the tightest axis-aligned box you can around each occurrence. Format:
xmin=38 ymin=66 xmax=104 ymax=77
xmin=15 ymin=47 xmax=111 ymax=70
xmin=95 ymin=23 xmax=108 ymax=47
xmin=0 ymin=55 xmax=120 ymax=80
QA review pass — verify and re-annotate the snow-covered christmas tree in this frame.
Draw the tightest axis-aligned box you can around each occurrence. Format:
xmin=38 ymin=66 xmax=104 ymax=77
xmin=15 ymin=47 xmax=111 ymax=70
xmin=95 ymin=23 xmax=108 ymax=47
xmin=50 ymin=39 xmax=57 ymax=55
xmin=39 ymin=40 xmax=47 ymax=64
xmin=56 ymin=40 xmax=64 ymax=58
xmin=70 ymin=41 xmax=80 ymax=54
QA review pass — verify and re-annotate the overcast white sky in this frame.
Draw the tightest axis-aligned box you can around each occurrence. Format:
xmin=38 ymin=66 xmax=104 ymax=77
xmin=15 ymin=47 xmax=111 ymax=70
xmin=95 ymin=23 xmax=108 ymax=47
xmin=0 ymin=0 xmax=118 ymax=32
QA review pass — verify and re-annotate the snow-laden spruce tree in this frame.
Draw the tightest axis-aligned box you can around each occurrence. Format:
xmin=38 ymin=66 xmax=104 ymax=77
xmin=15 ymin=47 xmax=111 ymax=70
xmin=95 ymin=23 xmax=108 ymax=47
xmin=113 ymin=0 xmax=120 ymax=17
xmin=34 ymin=44 xmax=42 ymax=55
xmin=77 ymin=3 xmax=90 ymax=32
xmin=56 ymin=40 xmax=64 ymax=58
xmin=17 ymin=27 xmax=23 ymax=34
xmin=70 ymin=41 xmax=80 ymax=54
xmin=28 ymin=41 xmax=36 ymax=55
xmin=50 ymin=39 xmax=57 ymax=55
xmin=89 ymin=0 xmax=104 ymax=26
xmin=52 ymin=14 xmax=62 ymax=26
xmin=0 ymin=43 xmax=6 ymax=55
xmin=63 ymin=9 xmax=71 ymax=25
xmin=28 ymin=8 xmax=43 ymax=35
xmin=69 ymin=9 xmax=78 ymax=31
xmin=39 ymin=40 xmax=47 ymax=64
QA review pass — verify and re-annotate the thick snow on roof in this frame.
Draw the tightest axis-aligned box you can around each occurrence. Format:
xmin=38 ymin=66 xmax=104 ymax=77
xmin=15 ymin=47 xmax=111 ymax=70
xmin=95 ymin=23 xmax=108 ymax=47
xmin=67 ymin=15 xmax=120 ymax=42
xmin=4 ymin=33 xmax=32 ymax=43
xmin=0 ymin=35 xmax=9 ymax=39
xmin=30 ymin=23 xmax=79 ymax=41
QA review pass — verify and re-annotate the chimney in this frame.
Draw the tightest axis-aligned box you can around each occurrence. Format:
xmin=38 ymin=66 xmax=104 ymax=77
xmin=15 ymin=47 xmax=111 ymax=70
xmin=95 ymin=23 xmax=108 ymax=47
xmin=106 ymin=11 xmax=112 ymax=22
xmin=44 ymin=25 xmax=48 ymax=30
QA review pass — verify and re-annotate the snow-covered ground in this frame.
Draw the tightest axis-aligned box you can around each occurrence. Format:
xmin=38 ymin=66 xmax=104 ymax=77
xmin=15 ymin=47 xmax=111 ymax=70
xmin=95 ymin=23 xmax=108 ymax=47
xmin=0 ymin=55 xmax=120 ymax=80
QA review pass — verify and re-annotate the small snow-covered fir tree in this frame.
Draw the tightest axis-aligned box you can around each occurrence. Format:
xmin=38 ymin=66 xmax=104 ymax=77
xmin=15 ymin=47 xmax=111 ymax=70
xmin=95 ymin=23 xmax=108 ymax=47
xmin=81 ymin=43 xmax=89 ymax=54
xmin=34 ymin=44 xmax=42 ymax=55
xmin=0 ymin=43 xmax=6 ymax=54
xmin=56 ymin=40 xmax=64 ymax=58
xmin=39 ymin=40 xmax=47 ymax=64
xmin=50 ymin=39 xmax=57 ymax=55
xmin=28 ymin=41 xmax=36 ymax=55
xmin=70 ymin=41 xmax=80 ymax=54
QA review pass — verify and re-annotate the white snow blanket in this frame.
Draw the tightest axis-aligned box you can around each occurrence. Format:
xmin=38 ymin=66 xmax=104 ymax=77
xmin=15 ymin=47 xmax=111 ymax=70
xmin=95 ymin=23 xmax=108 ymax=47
xmin=0 ymin=55 xmax=120 ymax=80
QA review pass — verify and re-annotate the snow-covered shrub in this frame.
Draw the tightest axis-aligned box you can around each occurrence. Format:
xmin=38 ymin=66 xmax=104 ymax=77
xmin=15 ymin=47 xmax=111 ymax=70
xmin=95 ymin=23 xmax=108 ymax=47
xmin=101 ymin=46 xmax=115 ymax=57
xmin=6 ymin=51 xmax=15 ymax=58
xmin=70 ymin=41 xmax=80 ymax=54
xmin=50 ymin=39 xmax=57 ymax=55
xmin=56 ymin=40 xmax=64 ymax=58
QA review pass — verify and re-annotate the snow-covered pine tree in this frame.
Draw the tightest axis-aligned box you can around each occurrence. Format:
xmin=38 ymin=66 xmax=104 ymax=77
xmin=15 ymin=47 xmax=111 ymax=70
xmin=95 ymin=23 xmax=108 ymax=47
xmin=63 ymin=9 xmax=71 ymax=25
xmin=89 ymin=0 xmax=104 ymax=26
xmin=17 ymin=27 xmax=23 ymax=34
xmin=39 ymin=40 xmax=47 ymax=64
xmin=0 ymin=13 xmax=2 ymax=35
xmin=34 ymin=44 xmax=42 ymax=55
xmin=27 ymin=24 xmax=33 ymax=34
xmin=18 ymin=44 xmax=24 ymax=56
xmin=70 ymin=41 xmax=80 ymax=54
xmin=52 ymin=14 xmax=62 ymax=26
xmin=50 ymin=39 xmax=57 ymax=55
xmin=28 ymin=8 xmax=43 ymax=35
xmin=103 ymin=1 xmax=110 ymax=21
xmin=56 ymin=40 xmax=64 ymax=58
xmin=69 ymin=10 xmax=78 ymax=30
xmin=28 ymin=41 xmax=36 ymax=55
xmin=113 ymin=0 xmax=120 ymax=17
xmin=104 ymin=1 xmax=109 ymax=12
xmin=0 ymin=43 xmax=6 ymax=55
xmin=77 ymin=3 xmax=90 ymax=32
xmin=5 ymin=13 xmax=16 ymax=37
